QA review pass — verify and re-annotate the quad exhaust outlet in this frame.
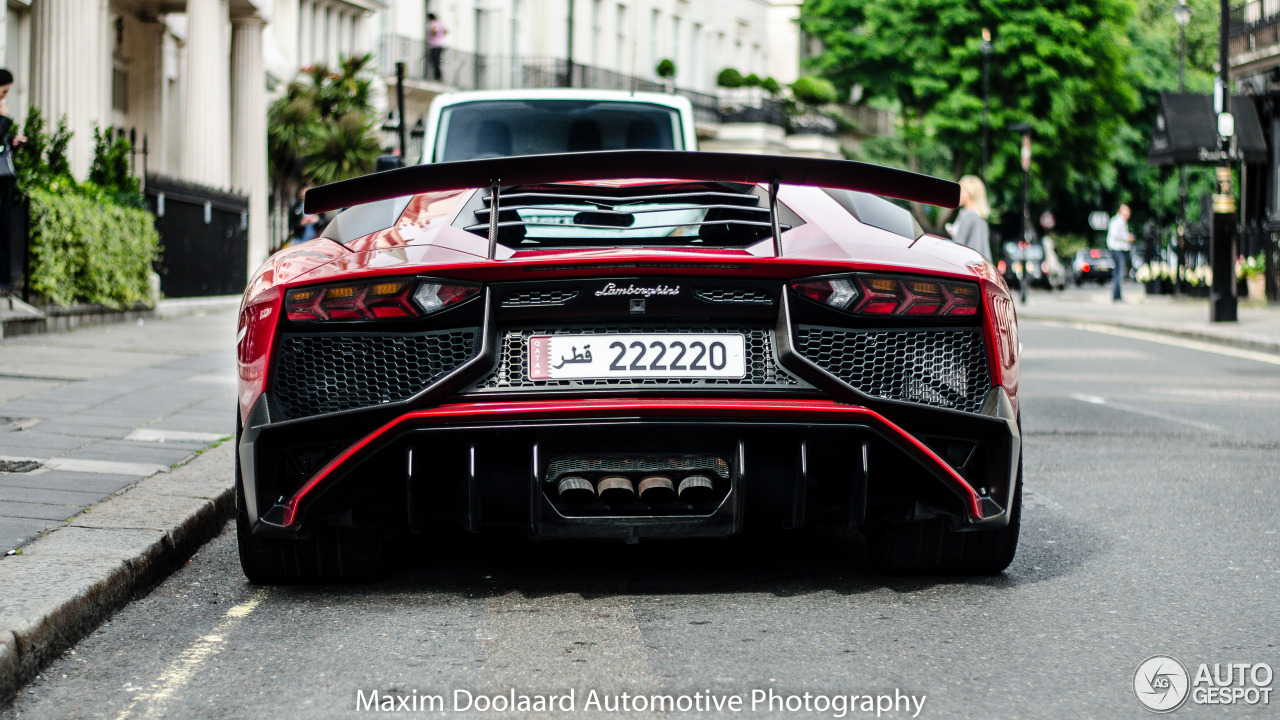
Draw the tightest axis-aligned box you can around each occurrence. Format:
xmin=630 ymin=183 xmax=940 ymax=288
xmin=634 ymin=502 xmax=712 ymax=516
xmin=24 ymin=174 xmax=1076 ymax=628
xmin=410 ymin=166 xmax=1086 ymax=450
xmin=596 ymin=475 xmax=636 ymax=503
xmin=637 ymin=475 xmax=676 ymax=503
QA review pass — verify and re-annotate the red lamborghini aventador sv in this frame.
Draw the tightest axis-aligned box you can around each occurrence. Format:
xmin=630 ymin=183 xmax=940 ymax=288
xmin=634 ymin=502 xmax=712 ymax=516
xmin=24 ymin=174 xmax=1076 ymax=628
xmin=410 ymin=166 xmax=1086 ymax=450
xmin=235 ymin=151 xmax=1022 ymax=583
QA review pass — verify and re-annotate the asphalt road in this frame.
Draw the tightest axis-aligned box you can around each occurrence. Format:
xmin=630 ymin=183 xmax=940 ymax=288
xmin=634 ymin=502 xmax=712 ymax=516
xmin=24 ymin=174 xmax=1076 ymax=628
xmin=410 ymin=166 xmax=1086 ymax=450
xmin=3 ymin=319 xmax=1279 ymax=719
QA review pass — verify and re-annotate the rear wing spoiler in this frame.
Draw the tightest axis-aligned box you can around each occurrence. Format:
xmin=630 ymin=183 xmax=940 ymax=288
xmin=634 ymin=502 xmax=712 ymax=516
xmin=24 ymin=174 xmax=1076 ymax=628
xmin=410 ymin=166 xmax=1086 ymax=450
xmin=304 ymin=150 xmax=960 ymax=259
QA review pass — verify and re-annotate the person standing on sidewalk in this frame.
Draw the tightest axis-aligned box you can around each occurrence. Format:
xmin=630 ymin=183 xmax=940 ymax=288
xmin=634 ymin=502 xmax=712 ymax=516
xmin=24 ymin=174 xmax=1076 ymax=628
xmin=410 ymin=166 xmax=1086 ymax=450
xmin=948 ymin=175 xmax=993 ymax=262
xmin=427 ymin=13 xmax=448 ymax=82
xmin=287 ymin=183 xmax=320 ymax=247
xmin=1106 ymin=204 xmax=1133 ymax=301
xmin=0 ymin=68 xmax=26 ymax=292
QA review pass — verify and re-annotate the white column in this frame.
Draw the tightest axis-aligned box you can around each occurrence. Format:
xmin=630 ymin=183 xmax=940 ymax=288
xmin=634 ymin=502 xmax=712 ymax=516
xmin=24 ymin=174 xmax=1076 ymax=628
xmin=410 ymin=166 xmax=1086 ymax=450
xmin=32 ymin=0 xmax=109 ymax=178
xmin=181 ymin=0 xmax=231 ymax=187
xmin=231 ymin=15 xmax=268 ymax=271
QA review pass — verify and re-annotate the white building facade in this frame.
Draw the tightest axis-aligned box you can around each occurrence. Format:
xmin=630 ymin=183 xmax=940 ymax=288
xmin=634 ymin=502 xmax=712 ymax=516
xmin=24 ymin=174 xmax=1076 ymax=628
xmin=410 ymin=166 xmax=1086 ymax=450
xmin=0 ymin=0 xmax=286 ymax=276
xmin=0 ymin=0 xmax=833 ymax=284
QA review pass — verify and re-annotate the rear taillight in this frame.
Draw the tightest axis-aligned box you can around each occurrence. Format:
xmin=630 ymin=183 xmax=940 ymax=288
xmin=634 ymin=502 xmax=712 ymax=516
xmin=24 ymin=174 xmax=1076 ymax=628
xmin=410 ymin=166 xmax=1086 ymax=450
xmin=285 ymin=278 xmax=479 ymax=321
xmin=791 ymin=274 xmax=980 ymax=316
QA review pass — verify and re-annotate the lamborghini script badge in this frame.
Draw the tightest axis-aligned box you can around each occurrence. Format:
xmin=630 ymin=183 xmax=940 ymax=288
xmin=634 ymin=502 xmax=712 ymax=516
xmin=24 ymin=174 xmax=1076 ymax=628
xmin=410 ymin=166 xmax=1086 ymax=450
xmin=594 ymin=282 xmax=680 ymax=298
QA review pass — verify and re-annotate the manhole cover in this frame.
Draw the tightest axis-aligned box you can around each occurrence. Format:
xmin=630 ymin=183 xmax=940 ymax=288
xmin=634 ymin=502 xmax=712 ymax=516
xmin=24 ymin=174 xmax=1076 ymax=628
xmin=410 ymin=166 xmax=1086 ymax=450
xmin=0 ymin=460 xmax=40 ymax=473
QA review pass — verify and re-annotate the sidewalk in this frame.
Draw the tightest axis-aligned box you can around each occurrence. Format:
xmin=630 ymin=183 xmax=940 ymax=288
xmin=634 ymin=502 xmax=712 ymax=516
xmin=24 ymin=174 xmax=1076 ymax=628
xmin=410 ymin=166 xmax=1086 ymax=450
xmin=0 ymin=297 xmax=239 ymax=552
xmin=1015 ymin=282 xmax=1280 ymax=355
xmin=0 ymin=297 xmax=240 ymax=701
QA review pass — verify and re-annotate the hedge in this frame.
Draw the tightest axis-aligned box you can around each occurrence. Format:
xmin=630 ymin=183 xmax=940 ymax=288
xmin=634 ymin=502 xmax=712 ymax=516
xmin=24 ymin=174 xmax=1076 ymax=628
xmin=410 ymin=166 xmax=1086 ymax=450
xmin=27 ymin=184 xmax=160 ymax=308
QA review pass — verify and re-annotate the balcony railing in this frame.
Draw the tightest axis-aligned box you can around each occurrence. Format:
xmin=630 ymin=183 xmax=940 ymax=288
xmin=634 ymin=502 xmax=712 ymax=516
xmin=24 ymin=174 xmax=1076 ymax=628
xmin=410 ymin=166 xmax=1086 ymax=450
xmin=1229 ymin=1 xmax=1280 ymax=59
xmin=376 ymin=34 xmax=762 ymax=128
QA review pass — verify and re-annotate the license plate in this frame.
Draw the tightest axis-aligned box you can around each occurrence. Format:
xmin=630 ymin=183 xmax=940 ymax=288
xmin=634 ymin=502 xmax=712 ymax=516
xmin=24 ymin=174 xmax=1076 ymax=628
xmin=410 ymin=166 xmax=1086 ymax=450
xmin=528 ymin=333 xmax=747 ymax=380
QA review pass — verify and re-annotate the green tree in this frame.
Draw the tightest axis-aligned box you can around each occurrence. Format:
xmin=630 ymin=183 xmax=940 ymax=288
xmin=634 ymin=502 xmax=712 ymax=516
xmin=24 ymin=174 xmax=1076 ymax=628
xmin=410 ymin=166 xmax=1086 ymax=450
xmin=801 ymin=0 xmax=1138 ymax=231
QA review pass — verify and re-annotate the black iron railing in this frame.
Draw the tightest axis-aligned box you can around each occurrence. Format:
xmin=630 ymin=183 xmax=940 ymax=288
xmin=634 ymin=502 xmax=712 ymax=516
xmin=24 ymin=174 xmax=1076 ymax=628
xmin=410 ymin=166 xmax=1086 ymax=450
xmin=377 ymin=34 xmax=775 ymax=128
xmin=1229 ymin=1 xmax=1280 ymax=58
xmin=1230 ymin=1 xmax=1280 ymax=36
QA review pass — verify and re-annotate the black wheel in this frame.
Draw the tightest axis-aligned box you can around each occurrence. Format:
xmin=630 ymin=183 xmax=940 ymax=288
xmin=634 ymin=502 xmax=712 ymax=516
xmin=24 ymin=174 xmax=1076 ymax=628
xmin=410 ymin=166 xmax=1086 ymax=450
xmin=867 ymin=457 xmax=1022 ymax=575
xmin=235 ymin=417 xmax=385 ymax=584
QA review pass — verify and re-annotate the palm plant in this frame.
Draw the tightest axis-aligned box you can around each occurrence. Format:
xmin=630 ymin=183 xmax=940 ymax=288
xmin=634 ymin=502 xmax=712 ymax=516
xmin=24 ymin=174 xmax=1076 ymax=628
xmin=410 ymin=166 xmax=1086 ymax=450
xmin=267 ymin=53 xmax=380 ymax=188
xmin=304 ymin=112 xmax=382 ymax=186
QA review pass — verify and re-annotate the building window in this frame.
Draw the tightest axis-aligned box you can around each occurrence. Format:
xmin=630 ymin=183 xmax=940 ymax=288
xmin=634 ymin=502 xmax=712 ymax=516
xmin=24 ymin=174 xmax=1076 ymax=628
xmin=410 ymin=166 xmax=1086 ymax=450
xmin=592 ymin=0 xmax=602 ymax=66
xmin=650 ymin=9 xmax=660 ymax=76
xmin=615 ymin=3 xmax=627 ymax=72
xmin=670 ymin=15 xmax=680 ymax=79
xmin=112 ymin=67 xmax=128 ymax=113
xmin=691 ymin=23 xmax=702 ymax=89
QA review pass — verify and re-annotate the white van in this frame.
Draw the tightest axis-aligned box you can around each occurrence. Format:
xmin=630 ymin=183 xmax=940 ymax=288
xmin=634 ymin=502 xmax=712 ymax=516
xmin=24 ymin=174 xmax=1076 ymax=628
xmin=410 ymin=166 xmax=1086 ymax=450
xmin=419 ymin=89 xmax=698 ymax=164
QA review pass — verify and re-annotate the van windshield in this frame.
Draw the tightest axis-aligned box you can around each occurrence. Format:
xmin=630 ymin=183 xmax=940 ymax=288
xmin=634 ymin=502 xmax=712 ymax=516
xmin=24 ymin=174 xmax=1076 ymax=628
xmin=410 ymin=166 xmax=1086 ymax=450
xmin=433 ymin=100 xmax=683 ymax=162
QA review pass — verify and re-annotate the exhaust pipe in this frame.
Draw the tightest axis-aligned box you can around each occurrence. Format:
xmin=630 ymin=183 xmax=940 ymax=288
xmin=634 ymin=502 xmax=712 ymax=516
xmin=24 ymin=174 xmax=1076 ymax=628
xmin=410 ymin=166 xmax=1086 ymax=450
xmin=637 ymin=475 xmax=675 ymax=503
xmin=677 ymin=474 xmax=715 ymax=502
xmin=596 ymin=475 xmax=635 ymax=504
xmin=556 ymin=475 xmax=595 ymax=503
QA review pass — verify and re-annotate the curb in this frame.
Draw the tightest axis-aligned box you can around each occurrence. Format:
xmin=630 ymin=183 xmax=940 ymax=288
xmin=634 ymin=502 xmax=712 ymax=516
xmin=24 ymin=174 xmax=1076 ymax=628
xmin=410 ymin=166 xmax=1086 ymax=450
xmin=0 ymin=442 xmax=234 ymax=704
xmin=1020 ymin=314 xmax=1280 ymax=357
xmin=155 ymin=295 xmax=241 ymax=320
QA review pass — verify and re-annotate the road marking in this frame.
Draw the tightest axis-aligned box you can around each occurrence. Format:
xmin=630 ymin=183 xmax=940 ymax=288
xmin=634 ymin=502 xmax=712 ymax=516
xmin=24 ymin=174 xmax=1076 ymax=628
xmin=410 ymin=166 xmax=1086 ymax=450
xmin=1068 ymin=393 xmax=1223 ymax=432
xmin=1041 ymin=321 xmax=1280 ymax=366
xmin=0 ymin=455 xmax=169 ymax=476
xmin=125 ymin=428 xmax=228 ymax=443
xmin=186 ymin=373 xmax=237 ymax=385
xmin=113 ymin=591 xmax=266 ymax=720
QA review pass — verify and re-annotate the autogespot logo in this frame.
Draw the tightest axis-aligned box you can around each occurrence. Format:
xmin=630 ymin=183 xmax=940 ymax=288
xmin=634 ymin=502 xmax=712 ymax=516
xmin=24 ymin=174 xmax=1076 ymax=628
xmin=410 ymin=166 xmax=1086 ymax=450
xmin=1135 ymin=655 xmax=1191 ymax=713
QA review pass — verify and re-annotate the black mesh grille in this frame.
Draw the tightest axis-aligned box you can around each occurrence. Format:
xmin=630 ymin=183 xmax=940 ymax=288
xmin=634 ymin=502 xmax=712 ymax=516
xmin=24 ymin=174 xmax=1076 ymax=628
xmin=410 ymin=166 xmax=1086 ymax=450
xmin=796 ymin=326 xmax=990 ymax=413
xmin=694 ymin=288 xmax=773 ymax=304
xmin=500 ymin=289 xmax=580 ymax=307
xmin=273 ymin=330 xmax=479 ymax=419
xmin=473 ymin=326 xmax=803 ymax=391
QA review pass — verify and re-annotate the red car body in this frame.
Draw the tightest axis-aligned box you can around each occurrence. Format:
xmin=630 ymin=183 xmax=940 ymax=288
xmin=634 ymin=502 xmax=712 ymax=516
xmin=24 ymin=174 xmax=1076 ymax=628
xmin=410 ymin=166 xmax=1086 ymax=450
xmin=235 ymin=151 xmax=1022 ymax=582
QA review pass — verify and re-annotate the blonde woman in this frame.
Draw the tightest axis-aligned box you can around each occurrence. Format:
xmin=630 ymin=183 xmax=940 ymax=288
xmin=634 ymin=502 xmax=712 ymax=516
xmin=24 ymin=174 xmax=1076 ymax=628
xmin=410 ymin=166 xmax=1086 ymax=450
xmin=950 ymin=175 xmax=992 ymax=261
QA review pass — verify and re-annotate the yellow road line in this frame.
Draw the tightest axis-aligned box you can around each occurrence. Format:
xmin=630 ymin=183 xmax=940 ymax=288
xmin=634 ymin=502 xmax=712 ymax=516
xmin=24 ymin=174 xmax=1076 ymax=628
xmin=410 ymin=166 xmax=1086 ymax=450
xmin=113 ymin=591 xmax=267 ymax=720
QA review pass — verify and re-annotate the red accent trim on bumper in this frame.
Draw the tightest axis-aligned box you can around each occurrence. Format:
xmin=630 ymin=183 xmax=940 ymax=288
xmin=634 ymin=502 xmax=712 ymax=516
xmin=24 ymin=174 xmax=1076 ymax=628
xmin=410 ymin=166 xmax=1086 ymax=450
xmin=280 ymin=399 xmax=983 ymax=527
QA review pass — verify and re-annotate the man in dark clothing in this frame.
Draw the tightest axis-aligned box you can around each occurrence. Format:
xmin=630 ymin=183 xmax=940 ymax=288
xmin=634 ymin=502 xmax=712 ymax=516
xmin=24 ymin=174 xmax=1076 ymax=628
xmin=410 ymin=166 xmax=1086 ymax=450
xmin=288 ymin=183 xmax=320 ymax=247
xmin=0 ymin=68 xmax=26 ymax=291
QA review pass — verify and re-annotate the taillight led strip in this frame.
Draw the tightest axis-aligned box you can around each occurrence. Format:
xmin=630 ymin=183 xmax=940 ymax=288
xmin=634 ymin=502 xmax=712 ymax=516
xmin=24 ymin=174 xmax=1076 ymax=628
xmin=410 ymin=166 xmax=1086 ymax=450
xmin=792 ymin=273 xmax=980 ymax=316
xmin=285 ymin=278 xmax=479 ymax=322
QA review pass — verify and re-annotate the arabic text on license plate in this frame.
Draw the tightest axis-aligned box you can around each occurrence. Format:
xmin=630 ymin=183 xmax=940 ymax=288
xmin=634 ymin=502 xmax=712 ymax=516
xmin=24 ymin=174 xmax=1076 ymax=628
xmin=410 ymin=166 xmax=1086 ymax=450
xmin=528 ymin=334 xmax=747 ymax=380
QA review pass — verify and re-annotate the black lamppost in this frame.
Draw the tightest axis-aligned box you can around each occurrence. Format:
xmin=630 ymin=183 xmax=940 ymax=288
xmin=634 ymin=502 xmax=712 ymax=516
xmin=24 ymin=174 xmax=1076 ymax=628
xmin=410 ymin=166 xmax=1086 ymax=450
xmin=1175 ymin=1 xmax=1191 ymax=92
xmin=1009 ymin=122 xmax=1033 ymax=304
xmin=1211 ymin=0 xmax=1237 ymax=322
xmin=380 ymin=111 xmax=401 ymax=154
xmin=395 ymin=62 xmax=408 ymax=157
xmin=378 ymin=111 xmax=402 ymax=172
xmin=1175 ymin=0 xmax=1192 ymax=292
xmin=981 ymin=28 xmax=992 ymax=183
xmin=409 ymin=117 xmax=427 ymax=163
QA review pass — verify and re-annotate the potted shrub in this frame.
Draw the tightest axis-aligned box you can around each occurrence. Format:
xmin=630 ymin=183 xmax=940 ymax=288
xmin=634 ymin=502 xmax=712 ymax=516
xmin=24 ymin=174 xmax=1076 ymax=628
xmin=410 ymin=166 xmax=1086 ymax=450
xmin=716 ymin=67 xmax=744 ymax=89
xmin=655 ymin=58 xmax=676 ymax=92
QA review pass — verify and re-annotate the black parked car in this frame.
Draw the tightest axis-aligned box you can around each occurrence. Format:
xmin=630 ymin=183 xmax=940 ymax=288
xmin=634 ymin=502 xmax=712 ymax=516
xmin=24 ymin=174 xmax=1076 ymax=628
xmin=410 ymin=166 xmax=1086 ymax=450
xmin=999 ymin=240 xmax=1066 ymax=290
xmin=1071 ymin=248 xmax=1115 ymax=286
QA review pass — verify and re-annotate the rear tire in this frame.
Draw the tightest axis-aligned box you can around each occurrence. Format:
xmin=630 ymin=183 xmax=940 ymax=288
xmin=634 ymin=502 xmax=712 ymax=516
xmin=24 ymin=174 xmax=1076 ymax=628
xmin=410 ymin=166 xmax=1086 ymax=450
xmin=867 ymin=458 xmax=1022 ymax=576
xmin=235 ymin=420 xmax=385 ymax=584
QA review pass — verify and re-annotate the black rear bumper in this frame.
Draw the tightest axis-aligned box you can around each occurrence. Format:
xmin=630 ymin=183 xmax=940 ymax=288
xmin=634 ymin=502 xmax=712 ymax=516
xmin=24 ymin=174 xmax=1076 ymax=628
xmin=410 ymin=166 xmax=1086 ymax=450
xmin=239 ymin=391 xmax=1019 ymax=542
